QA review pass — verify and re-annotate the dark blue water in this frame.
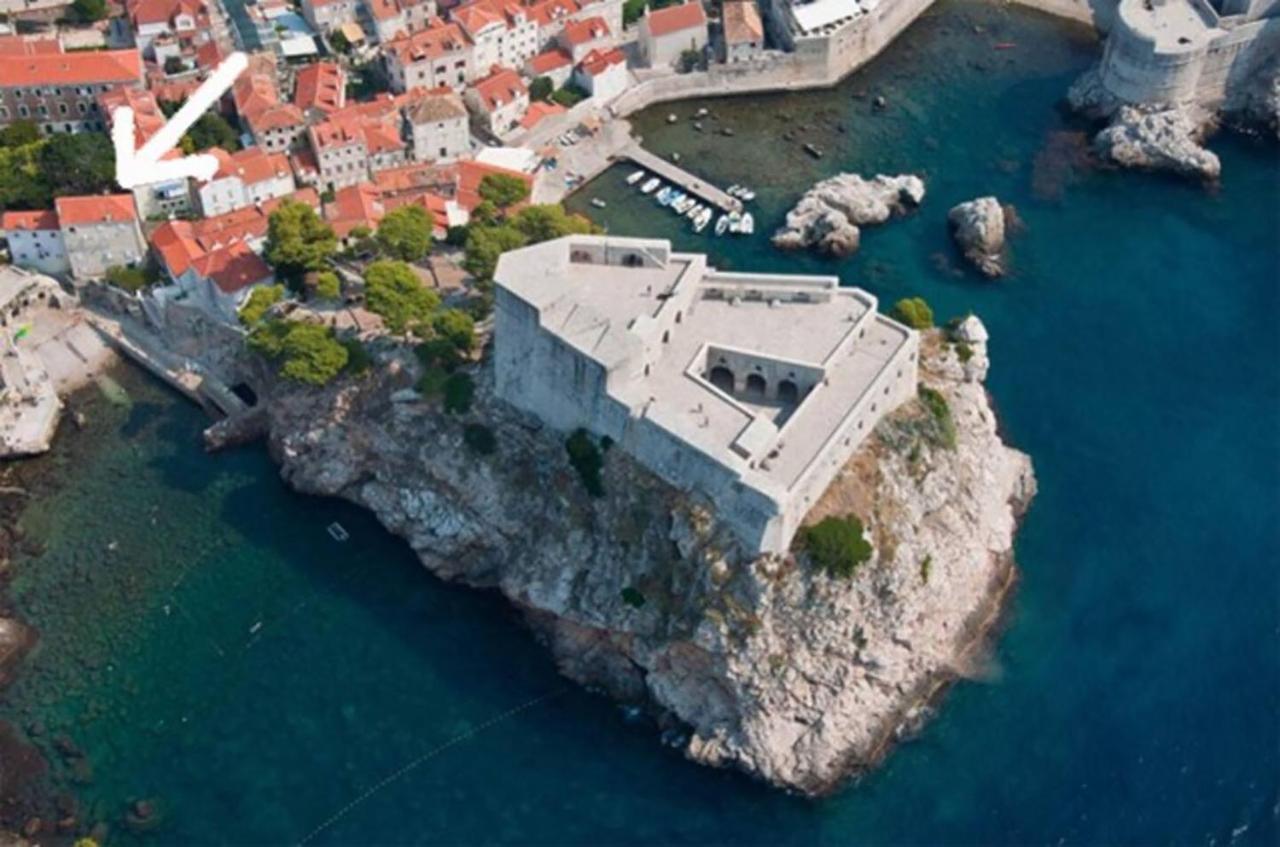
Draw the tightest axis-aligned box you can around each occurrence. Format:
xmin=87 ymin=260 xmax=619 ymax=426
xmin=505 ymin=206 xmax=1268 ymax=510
xmin=3 ymin=1 xmax=1277 ymax=843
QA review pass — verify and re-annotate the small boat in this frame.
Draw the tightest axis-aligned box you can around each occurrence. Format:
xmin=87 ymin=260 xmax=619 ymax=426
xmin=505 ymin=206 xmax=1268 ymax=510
xmin=727 ymin=210 xmax=742 ymax=233
xmin=590 ymin=197 xmax=607 ymax=209
xmin=804 ymin=143 xmax=824 ymax=159
xmin=692 ymin=122 xmax=703 ymax=132
xmin=695 ymin=107 xmax=708 ymax=118
xmin=693 ymin=207 xmax=713 ymax=233
xmin=686 ymin=202 xmax=703 ymax=220
xmin=667 ymin=113 xmax=678 ymax=124
xmin=993 ymin=41 xmax=1016 ymax=50
xmin=641 ymin=177 xmax=661 ymax=194
xmin=327 ymin=522 xmax=349 ymax=542
xmin=671 ymin=152 xmax=681 ymax=163
xmin=669 ymin=191 xmax=687 ymax=209
xmin=626 ymin=169 xmax=645 ymax=185
xmin=740 ymin=188 xmax=756 ymax=202
xmin=714 ymin=214 xmax=730 ymax=236
xmin=727 ymin=184 xmax=741 ymax=196
xmin=656 ymin=186 xmax=675 ymax=206
xmin=249 ymin=621 xmax=263 ymax=635
xmin=720 ymin=127 xmax=734 ymax=137
xmin=739 ymin=212 xmax=755 ymax=235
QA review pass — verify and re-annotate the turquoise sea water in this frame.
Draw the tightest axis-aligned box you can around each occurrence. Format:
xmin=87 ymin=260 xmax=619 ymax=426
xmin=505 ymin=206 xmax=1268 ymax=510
xmin=3 ymin=1 xmax=1278 ymax=843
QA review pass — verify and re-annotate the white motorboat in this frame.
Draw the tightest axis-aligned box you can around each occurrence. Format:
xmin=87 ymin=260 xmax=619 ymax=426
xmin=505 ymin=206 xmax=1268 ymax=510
xmin=668 ymin=191 xmax=686 ymax=210
xmin=626 ymin=169 xmax=645 ymax=185
xmin=590 ymin=198 xmax=607 ymax=209
xmin=673 ymin=196 xmax=693 ymax=214
xmin=693 ymin=207 xmax=714 ymax=233
xmin=686 ymin=202 xmax=703 ymax=220
xmin=656 ymin=186 xmax=675 ymax=206
xmin=727 ymin=211 xmax=742 ymax=233
xmin=740 ymin=188 xmax=756 ymax=202
xmin=641 ymin=177 xmax=661 ymax=194
xmin=727 ymin=184 xmax=741 ymax=197
xmin=714 ymin=214 xmax=730 ymax=236
xmin=739 ymin=212 xmax=755 ymax=234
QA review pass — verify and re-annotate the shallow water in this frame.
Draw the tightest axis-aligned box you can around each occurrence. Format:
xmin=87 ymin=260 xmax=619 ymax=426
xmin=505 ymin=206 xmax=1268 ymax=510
xmin=3 ymin=1 xmax=1278 ymax=843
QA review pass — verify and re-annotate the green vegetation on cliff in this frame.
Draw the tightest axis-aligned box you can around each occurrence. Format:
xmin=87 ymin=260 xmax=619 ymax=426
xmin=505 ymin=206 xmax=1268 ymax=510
xmin=797 ymin=515 xmax=873 ymax=579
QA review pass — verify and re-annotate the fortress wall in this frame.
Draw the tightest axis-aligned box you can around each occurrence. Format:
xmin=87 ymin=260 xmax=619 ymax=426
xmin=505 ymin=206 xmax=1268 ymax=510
xmin=776 ymin=326 xmax=918 ymax=548
xmin=1195 ymin=17 xmax=1280 ymax=104
xmin=1098 ymin=15 xmax=1209 ymax=104
xmin=1004 ymin=0 xmax=1117 ymax=30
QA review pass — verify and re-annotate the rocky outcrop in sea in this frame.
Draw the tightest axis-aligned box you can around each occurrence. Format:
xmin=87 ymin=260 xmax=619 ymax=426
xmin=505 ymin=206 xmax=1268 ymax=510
xmin=948 ymin=197 xmax=1010 ymax=278
xmin=772 ymin=174 xmax=925 ymax=257
xmin=1094 ymin=106 xmax=1221 ymax=181
xmin=260 ymin=321 xmax=1034 ymax=794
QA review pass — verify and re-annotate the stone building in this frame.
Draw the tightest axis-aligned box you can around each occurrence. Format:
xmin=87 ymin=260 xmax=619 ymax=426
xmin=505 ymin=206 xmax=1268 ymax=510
xmin=404 ymin=87 xmax=471 ymax=161
xmin=465 ymin=66 xmax=529 ymax=138
xmin=721 ymin=0 xmax=765 ymax=63
xmin=383 ymin=19 xmax=475 ymax=92
xmin=637 ymin=1 xmax=708 ymax=67
xmin=0 ymin=43 xmax=143 ymax=133
xmin=196 ymin=147 xmax=298 ymax=217
xmin=493 ymin=235 xmax=919 ymax=554
xmin=0 ymin=210 xmax=67 ymax=276
xmin=1094 ymin=0 xmax=1278 ymax=108
xmin=53 ymin=195 xmax=147 ymax=280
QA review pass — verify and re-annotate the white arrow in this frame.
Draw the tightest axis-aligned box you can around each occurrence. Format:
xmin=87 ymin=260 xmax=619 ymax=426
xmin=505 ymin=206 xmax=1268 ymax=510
xmin=113 ymin=51 xmax=249 ymax=189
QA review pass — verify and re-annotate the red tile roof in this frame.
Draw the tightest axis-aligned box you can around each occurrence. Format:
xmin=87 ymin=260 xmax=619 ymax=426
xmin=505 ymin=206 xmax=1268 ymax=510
xmin=324 ymin=182 xmax=386 ymax=238
xmin=528 ymin=47 xmax=571 ymax=74
xmin=456 ymin=159 xmax=531 ymax=210
xmin=55 ymin=195 xmax=137 ymax=226
xmin=722 ymin=0 xmax=762 ymax=43
xmin=560 ymin=15 xmax=609 ymax=45
xmin=210 ymin=146 xmax=293 ymax=185
xmin=294 ymin=61 xmax=345 ymax=114
xmin=471 ymin=66 xmax=527 ymax=112
xmin=0 ymin=36 xmax=63 ymax=56
xmin=384 ymin=19 xmax=472 ymax=64
xmin=0 ymin=210 xmax=59 ymax=231
xmin=0 ymin=49 xmax=144 ymax=88
xmin=150 ymin=219 xmax=203 ymax=277
xmin=99 ymin=86 xmax=167 ymax=147
xmin=519 ymin=99 xmax=564 ymax=130
xmin=644 ymin=2 xmax=706 ymax=37
xmin=191 ymin=241 xmax=272 ymax=294
xmin=577 ymin=46 xmax=624 ymax=76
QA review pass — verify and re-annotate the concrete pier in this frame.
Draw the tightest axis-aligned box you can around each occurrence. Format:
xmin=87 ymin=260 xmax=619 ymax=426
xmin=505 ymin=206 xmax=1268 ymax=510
xmin=619 ymin=143 xmax=744 ymax=214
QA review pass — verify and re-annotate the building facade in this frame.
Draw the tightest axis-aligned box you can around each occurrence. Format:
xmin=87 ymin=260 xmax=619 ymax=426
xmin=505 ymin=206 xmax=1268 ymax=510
xmin=404 ymin=88 xmax=471 ymax=160
xmin=54 ymin=195 xmax=147 ymax=280
xmin=0 ymin=46 xmax=143 ymax=133
xmin=493 ymin=235 xmax=918 ymax=555
xmin=637 ymin=2 xmax=707 ymax=67
xmin=0 ymin=210 xmax=68 ymax=276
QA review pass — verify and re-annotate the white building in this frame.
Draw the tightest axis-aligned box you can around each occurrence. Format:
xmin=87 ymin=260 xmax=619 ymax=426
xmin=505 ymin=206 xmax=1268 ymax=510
xmin=383 ymin=20 xmax=474 ymax=92
xmin=453 ymin=0 xmax=540 ymax=72
xmin=404 ymin=88 xmax=471 ymax=161
xmin=174 ymin=241 xmax=274 ymax=323
xmin=0 ymin=210 xmax=68 ymax=276
xmin=493 ymin=235 xmax=918 ymax=555
xmin=637 ymin=1 xmax=707 ymax=68
xmin=572 ymin=46 xmax=626 ymax=103
xmin=197 ymin=147 xmax=297 ymax=217
xmin=465 ymin=66 xmax=528 ymax=138
xmin=54 ymin=195 xmax=147 ymax=280
xmin=721 ymin=0 xmax=764 ymax=62
xmin=301 ymin=0 xmax=360 ymax=31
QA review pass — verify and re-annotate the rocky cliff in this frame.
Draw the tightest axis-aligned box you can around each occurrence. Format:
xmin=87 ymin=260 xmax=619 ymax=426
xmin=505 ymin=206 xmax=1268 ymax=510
xmin=772 ymin=174 xmax=925 ymax=258
xmin=263 ymin=322 xmax=1035 ymax=795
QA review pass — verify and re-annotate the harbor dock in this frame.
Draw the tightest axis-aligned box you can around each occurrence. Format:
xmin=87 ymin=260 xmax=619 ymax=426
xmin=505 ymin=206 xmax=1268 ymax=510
xmin=619 ymin=143 xmax=744 ymax=214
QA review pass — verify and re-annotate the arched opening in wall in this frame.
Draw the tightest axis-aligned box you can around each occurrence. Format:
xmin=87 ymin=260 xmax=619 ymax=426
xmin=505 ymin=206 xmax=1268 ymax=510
xmin=745 ymin=373 xmax=767 ymax=398
xmin=708 ymin=365 xmax=735 ymax=394
xmin=777 ymin=379 xmax=799 ymax=405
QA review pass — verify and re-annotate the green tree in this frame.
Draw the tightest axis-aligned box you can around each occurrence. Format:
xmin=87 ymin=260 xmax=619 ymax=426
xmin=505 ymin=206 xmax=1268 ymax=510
xmin=38 ymin=133 xmax=114 ymax=196
xmin=478 ymin=173 xmax=529 ymax=210
xmin=442 ymin=371 xmax=474 ymax=414
xmin=462 ymin=225 xmax=527 ymax=281
xmin=70 ymin=0 xmax=107 ymax=21
xmin=797 ymin=515 xmax=873 ymax=579
xmin=248 ymin=319 xmax=349 ymax=385
xmin=549 ymin=85 xmax=588 ymax=107
xmin=329 ymin=28 xmax=351 ymax=53
xmin=890 ymin=296 xmax=934 ymax=330
xmin=511 ymin=204 xmax=596 ymax=242
xmin=375 ymin=205 xmax=433 ymax=262
xmin=313 ymin=270 xmax=342 ymax=301
xmin=264 ymin=200 xmax=338 ymax=287
xmin=0 ymin=120 xmax=39 ymax=148
xmin=104 ymin=265 xmax=148 ymax=292
xmin=0 ymin=141 xmax=51 ymax=209
xmin=677 ymin=48 xmax=703 ymax=73
xmin=431 ymin=308 xmax=475 ymax=353
xmin=239 ymin=284 xmax=285 ymax=325
xmin=347 ymin=224 xmax=378 ymax=257
xmin=164 ymin=56 xmax=186 ymax=75
xmin=529 ymin=75 xmax=554 ymax=102
xmin=364 ymin=260 xmax=440 ymax=333
xmin=184 ymin=112 xmax=239 ymax=152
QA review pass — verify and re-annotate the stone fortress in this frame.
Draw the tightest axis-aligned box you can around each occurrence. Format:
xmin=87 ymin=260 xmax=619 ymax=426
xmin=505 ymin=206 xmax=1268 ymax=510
xmin=493 ymin=236 xmax=918 ymax=555
xmin=1094 ymin=0 xmax=1278 ymax=109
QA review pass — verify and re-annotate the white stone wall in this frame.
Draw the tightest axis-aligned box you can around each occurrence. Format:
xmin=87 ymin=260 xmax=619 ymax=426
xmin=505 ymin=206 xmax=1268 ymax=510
xmin=640 ymin=25 xmax=708 ymax=68
xmin=4 ymin=229 xmax=68 ymax=276
xmin=62 ymin=221 xmax=146 ymax=280
xmin=410 ymin=114 xmax=470 ymax=161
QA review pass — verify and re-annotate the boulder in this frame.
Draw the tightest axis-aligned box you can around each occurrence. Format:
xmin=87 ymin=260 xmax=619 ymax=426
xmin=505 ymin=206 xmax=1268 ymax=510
xmin=772 ymin=174 xmax=925 ymax=257
xmin=948 ymin=197 xmax=1008 ymax=278
xmin=1094 ymin=106 xmax=1221 ymax=182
